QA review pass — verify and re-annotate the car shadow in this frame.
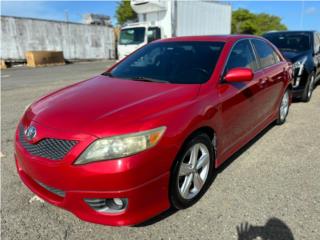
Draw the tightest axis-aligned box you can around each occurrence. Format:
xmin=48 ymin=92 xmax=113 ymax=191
xmin=135 ymin=123 xmax=276 ymax=227
xmin=134 ymin=207 xmax=178 ymax=227
xmin=237 ymin=218 xmax=295 ymax=240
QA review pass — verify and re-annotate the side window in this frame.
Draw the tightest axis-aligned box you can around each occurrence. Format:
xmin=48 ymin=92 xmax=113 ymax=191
xmin=314 ymin=33 xmax=320 ymax=53
xmin=272 ymin=50 xmax=281 ymax=63
xmin=147 ymin=27 xmax=161 ymax=43
xmin=252 ymin=39 xmax=277 ymax=69
xmin=225 ymin=40 xmax=257 ymax=74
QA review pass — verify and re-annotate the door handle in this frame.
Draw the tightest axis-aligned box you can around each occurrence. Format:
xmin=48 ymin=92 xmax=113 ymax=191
xmin=259 ymin=78 xmax=267 ymax=86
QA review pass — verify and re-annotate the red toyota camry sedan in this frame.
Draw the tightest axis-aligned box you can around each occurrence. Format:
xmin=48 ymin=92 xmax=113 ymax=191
xmin=15 ymin=35 xmax=292 ymax=226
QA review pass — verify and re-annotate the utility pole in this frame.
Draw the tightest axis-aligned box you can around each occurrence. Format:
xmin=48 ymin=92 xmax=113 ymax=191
xmin=64 ymin=10 xmax=69 ymax=23
xmin=300 ymin=0 xmax=305 ymax=29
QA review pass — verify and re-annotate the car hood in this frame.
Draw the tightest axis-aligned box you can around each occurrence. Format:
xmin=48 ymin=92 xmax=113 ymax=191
xmin=281 ymin=50 xmax=310 ymax=63
xmin=24 ymin=75 xmax=200 ymax=137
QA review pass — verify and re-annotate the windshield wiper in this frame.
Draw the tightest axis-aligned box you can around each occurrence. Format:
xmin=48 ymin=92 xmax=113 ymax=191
xmin=102 ymin=72 xmax=114 ymax=77
xmin=130 ymin=76 xmax=170 ymax=83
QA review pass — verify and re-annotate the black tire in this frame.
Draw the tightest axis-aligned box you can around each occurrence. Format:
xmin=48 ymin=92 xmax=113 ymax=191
xmin=170 ymin=133 xmax=214 ymax=209
xmin=276 ymin=89 xmax=290 ymax=125
xmin=301 ymin=72 xmax=315 ymax=102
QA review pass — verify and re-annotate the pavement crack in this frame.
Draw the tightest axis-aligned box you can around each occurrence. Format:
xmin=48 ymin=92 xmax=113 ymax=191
xmin=63 ymin=226 xmax=70 ymax=240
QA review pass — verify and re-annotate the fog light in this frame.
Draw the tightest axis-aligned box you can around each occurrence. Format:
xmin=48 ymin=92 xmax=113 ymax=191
xmin=113 ymin=198 xmax=124 ymax=208
xmin=84 ymin=198 xmax=128 ymax=213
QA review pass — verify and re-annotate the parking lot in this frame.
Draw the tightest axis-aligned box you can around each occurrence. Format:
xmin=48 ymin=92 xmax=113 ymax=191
xmin=1 ymin=61 xmax=319 ymax=240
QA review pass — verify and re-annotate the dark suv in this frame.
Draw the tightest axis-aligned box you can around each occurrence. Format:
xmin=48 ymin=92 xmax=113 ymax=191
xmin=263 ymin=31 xmax=320 ymax=102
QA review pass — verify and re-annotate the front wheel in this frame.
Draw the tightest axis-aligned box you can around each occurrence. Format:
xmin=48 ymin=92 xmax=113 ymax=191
xmin=276 ymin=89 xmax=290 ymax=125
xmin=301 ymin=73 xmax=315 ymax=102
xmin=170 ymin=133 xmax=214 ymax=209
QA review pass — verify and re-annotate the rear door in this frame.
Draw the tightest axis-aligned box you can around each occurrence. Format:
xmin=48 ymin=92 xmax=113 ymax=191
xmin=251 ymin=39 xmax=287 ymax=122
xmin=218 ymin=39 xmax=265 ymax=155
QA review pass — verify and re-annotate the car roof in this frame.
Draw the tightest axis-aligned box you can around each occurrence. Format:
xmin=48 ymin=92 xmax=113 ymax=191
xmin=263 ymin=30 xmax=316 ymax=35
xmin=159 ymin=35 xmax=265 ymax=43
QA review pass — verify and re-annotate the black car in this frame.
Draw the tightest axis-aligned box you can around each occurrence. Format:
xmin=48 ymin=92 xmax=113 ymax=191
xmin=263 ymin=31 xmax=320 ymax=102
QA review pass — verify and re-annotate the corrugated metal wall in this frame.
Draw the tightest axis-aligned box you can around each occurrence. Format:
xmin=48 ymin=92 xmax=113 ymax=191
xmin=1 ymin=16 xmax=115 ymax=60
xmin=176 ymin=1 xmax=231 ymax=36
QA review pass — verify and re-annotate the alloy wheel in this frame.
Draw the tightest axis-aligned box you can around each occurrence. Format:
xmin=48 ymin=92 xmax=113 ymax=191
xmin=280 ymin=91 xmax=289 ymax=121
xmin=177 ymin=143 xmax=210 ymax=200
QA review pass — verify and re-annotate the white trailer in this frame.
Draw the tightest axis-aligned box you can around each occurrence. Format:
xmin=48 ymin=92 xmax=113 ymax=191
xmin=118 ymin=0 xmax=231 ymax=60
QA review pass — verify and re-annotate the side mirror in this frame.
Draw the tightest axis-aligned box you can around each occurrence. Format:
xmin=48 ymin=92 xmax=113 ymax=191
xmin=224 ymin=68 xmax=254 ymax=82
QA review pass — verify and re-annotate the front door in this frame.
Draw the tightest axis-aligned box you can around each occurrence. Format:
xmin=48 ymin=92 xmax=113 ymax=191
xmin=218 ymin=39 xmax=265 ymax=156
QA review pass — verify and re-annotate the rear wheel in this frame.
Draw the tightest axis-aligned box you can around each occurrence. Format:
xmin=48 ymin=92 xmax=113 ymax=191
xmin=170 ymin=133 xmax=214 ymax=209
xmin=301 ymin=73 xmax=315 ymax=102
xmin=276 ymin=89 xmax=290 ymax=125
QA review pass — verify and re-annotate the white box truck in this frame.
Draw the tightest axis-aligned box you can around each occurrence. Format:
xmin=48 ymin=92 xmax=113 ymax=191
xmin=118 ymin=0 xmax=232 ymax=60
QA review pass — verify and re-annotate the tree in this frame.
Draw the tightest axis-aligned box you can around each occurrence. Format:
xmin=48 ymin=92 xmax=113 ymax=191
xmin=232 ymin=8 xmax=287 ymax=35
xmin=232 ymin=9 xmax=257 ymax=34
xmin=254 ymin=13 xmax=287 ymax=35
xmin=116 ymin=0 xmax=137 ymax=25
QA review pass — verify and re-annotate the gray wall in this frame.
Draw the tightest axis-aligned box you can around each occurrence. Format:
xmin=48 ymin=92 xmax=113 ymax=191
xmin=1 ymin=16 xmax=115 ymax=60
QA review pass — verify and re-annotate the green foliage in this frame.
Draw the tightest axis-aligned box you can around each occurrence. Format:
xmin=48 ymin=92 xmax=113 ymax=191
xmin=232 ymin=8 xmax=287 ymax=35
xmin=116 ymin=0 xmax=137 ymax=25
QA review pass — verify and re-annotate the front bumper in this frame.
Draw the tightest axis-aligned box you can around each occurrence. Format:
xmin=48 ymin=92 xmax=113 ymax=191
xmin=15 ymin=156 xmax=170 ymax=226
xmin=14 ymin=121 xmax=177 ymax=226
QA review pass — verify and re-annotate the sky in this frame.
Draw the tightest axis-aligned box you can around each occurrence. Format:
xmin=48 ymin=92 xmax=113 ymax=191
xmin=1 ymin=0 xmax=320 ymax=31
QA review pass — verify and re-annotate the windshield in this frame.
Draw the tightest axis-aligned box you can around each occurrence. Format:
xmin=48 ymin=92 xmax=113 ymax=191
xmin=110 ymin=41 xmax=225 ymax=84
xmin=264 ymin=32 xmax=311 ymax=52
xmin=119 ymin=27 xmax=145 ymax=45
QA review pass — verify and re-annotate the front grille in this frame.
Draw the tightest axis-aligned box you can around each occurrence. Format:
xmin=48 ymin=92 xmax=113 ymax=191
xmin=19 ymin=124 xmax=78 ymax=160
xmin=36 ymin=180 xmax=65 ymax=197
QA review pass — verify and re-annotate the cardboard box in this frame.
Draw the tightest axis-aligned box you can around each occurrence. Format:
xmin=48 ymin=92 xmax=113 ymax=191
xmin=25 ymin=51 xmax=65 ymax=67
xmin=0 ymin=59 xmax=7 ymax=69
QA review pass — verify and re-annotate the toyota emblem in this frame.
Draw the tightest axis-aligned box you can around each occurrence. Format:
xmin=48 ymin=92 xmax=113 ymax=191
xmin=25 ymin=126 xmax=37 ymax=141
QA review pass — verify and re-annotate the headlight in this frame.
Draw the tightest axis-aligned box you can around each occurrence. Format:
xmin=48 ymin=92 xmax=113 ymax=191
xmin=75 ymin=126 xmax=166 ymax=164
xmin=292 ymin=56 xmax=307 ymax=71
